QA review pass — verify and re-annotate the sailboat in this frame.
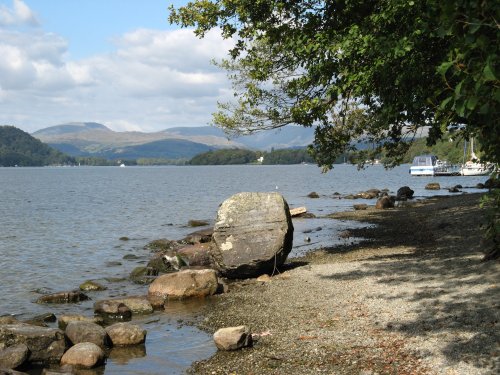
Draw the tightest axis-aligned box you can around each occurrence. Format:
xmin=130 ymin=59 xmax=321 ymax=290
xmin=461 ymin=139 xmax=493 ymax=176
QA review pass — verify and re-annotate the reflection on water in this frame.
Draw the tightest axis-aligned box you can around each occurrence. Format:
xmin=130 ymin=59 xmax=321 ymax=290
xmin=108 ymin=345 xmax=147 ymax=365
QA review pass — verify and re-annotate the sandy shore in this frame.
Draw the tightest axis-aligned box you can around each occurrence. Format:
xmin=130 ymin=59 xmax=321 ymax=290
xmin=188 ymin=192 xmax=499 ymax=375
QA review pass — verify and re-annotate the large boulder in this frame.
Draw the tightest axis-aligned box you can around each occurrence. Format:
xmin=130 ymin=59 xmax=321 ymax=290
xmin=375 ymin=196 xmax=395 ymax=209
xmin=60 ymin=342 xmax=104 ymax=369
xmin=210 ymin=192 xmax=294 ymax=278
xmin=148 ymin=269 xmax=218 ymax=300
xmin=64 ymin=322 xmax=108 ymax=349
xmin=105 ymin=323 xmax=146 ymax=346
xmin=0 ymin=324 xmax=66 ymax=364
xmin=110 ymin=296 xmax=154 ymax=315
xmin=93 ymin=301 xmax=132 ymax=322
xmin=176 ymin=243 xmax=213 ymax=268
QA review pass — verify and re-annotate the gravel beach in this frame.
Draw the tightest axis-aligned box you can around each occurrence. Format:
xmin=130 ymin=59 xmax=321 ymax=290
xmin=189 ymin=192 xmax=499 ymax=374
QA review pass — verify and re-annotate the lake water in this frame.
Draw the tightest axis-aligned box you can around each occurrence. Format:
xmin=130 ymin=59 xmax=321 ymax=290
xmin=0 ymin=164 xmax=489 ymax=374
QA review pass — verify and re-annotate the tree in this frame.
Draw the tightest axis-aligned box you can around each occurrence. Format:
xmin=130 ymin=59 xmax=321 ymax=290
xmin=170 ymin=0 xmax=499 ymax=254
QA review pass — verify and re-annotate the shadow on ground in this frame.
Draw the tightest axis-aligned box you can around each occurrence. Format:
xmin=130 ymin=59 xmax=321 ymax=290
xmin=321 ymin=193 xmax=499 ymax=371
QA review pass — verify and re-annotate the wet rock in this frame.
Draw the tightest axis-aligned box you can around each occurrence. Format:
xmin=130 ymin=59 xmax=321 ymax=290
xmin=188 ymin=219 xmax=210 ymax=227
xmin=146 ymin=238 xmax=185 ymax=253
xmin=148 ymin=269 xmax=218 ymax=300
xmin=476 ymin=183 xmax=485 ymax=189
xmin=36 ymin=291 xmax=89 ymax=304
xmin=93 ymin=301 xmax=132 ymax=322
xmin=177 ymin=243 xmax=213 ymax=268
xmin=58 ymin=315 xmax=103 ymax=330
xmin=60 ymin=342 xmax=104 ymax=369
xmin=356 ymin=189 xmax=379 ymax=199
xmin=307 ymin=192 xmax=320 ymax=198
xmin=147 ymin=256 xmax=177 ymax=274
xmin=105 ymin=323 xmax=146 ymax=346
xmin=105 ymin=261 xmax=122 ymax=267
xmin=0 ymin=324 xmax=66 ymax=364
xmin=425 ymin=182 xmax=440 ymax=190
xmin=64 ymin=321 xmax=108 ymax=349
xmin=213 ymin=326 xmax=253 ymax=351
xmin=146 ymin=295 xmax=167 ymax=309
xmin=0 ymin=344 xmax=29 ymax=369
xmin=396 ymin=186 xmax=414 ymax=200
xmin=375 ymin=196 xmax=395 ymax=209
xmin=79 ymin=281 xmax=106 ymax=291
xmin=41 ymin=369 xmax=72 ymax=375
xmin=0 ymin=317 xmax=19 ymax=325
xmin=183 ymin=228 xmax=213 ymax=244
xmin=448 ymin=186 xmax=461 ymax=193
xmin=353 ymin=204 xmax=368 ymax=211
xmin=129 ymin=266 xmax=158 ymax=284
xmin=211 ymin=192 xmax=294 ymax=279
xmin=110 ymin=296 xmax=153 ymax=315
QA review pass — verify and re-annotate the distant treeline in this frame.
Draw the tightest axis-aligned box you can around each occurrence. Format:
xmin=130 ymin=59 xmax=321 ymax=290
xmin=189 ymin=148 xmax=315 ymax=165
xmin=0 ymin=126 xmax=74 ymax=167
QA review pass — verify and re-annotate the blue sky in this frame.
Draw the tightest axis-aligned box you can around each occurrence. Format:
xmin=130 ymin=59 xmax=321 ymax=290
xmin=0 ymin=0 xmax=234 ymax=132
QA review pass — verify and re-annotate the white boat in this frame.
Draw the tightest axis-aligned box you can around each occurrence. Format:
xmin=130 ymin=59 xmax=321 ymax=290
xmin=410 ymin=155 xmax=461 ymax=176
xmin=461 ymin=139 xmax=493 ymax=176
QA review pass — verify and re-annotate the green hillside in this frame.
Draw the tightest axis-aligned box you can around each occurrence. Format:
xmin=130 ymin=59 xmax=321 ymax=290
xmin=0 ymin=126 xmax=74 ymax=167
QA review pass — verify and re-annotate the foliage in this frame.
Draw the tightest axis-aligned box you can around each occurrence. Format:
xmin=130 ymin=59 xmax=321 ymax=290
xmin=262 ymin=148 xmax=314 ymax=165
xmin=0 ymin=126 xmax=75 ymax=166
xmin=170 ymin=0 xmax=499 ymax=253
xmin=170 ymin=0 xmax=498 ymax=169
xmin=189 ymin=148 xmax=257 ymax=165
xmin=189 ymin=147 xmax=315 ymax=165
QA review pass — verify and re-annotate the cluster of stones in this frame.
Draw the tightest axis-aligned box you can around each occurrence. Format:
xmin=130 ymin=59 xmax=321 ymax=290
xmin=1 ymin=191 xmax=295 ymax=373
xmin=0 ymin=314 xmax=146 ymax=372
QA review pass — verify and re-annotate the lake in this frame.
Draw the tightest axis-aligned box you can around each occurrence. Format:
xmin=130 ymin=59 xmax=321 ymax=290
xmin=0 ymin=164 xmax=488 ymax=374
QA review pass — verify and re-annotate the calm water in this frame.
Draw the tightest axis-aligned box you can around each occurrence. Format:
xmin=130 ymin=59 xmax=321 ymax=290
xmin=0 ymin=164 xmax=488 ymax=374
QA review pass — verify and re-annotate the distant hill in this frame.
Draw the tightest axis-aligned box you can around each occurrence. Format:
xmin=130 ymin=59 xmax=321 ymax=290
xmin=32 ymin=122 xmax=315 ymax=160
xmin=0 ymin=126 xmax=74 ymax=166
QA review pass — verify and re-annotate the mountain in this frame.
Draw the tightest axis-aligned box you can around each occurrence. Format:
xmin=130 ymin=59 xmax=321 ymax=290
xmin=0 ymin=126 xmax=74 ymax=166
xmin=32 ymin=122 xmax=315 ymax=160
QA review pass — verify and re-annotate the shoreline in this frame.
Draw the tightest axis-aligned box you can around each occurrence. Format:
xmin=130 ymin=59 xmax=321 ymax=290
xmin=187 ymin=192 xmax=499 ymax=374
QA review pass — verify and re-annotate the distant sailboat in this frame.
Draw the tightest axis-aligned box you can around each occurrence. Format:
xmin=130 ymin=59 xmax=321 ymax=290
xmin=461 ymin=139 xmax=493 ymax=176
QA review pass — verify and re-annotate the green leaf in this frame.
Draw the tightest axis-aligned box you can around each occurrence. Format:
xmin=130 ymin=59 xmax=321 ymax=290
xmin=483 ymin=61 xmax=497 ymax=81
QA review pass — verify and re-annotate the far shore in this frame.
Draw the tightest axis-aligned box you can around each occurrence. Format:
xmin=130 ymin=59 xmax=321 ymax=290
xmin=188 ymin=192 xmax=499 ymax=374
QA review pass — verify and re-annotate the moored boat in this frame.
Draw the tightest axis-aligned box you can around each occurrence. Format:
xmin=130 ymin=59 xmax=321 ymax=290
xmin=410 ymin=155 xmax=460 ymax=176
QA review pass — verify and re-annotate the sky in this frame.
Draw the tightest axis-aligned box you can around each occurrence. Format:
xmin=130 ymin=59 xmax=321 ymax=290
xmin=0 ymin=0 xmax=235 ymax=133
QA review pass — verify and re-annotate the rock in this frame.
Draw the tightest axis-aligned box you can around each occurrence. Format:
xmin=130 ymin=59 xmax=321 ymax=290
xmin=147 ymin=255 xmax=178 ymax=274
xmin=79 ymin=281 xmax=106 ymax=291
xmin=0 ymin=317 xmax=19 ymax=325
xmin=353 ymin=204 xmax=368 ymax=211
xmin=58 ymin=315 xmax=103 ymax=330
xmin=148 ymin=269 xmax=218 ymax=300
xmin=187 ymin=219 xmax=209 ymax=227
xmin=0 ymin=369 xmax=29 ymax=375
xmin=256 ymin=274 xmax=272 ymax=282
xmin=396 ymin=186 xmax=414 ymax=200
xmin=41 ymin=369 xmax=72 ymax=375
xmin=448 ymin=186 xmax=461 ymax=193
xmin=484 ymin=178 xmax=500 ymax=189
xmin=289 ymin=207 xmax=307 ymax=217
xmin=476 ymin=183 xmax=485 ymax=189
xmin=183 ymin=228 xmax=213 ymax=244
xmin=177 ymin=243 xmax=213 ymax=268
xmin=307 ymin=192 xmax=319 ymax=198
xmin=211 ymin=192 xmax=294 ymax=279
xmin=129 ymin=266 xmax=158 ymax=284
xmin=0 ymin=344 xmax=29 ymax=369
xmin=110 ymin=296 xmax=153 ymax=315
xmin=356 ymin=189 xmax=379 ymax=199
xmin=105 ymin=323 xmax=146 ymax=346
xmin=146 ymin=295 xmax=167 ymax=309
xmin=60 ymin=342 xmax=104 ymax=369
xmin=64 ymin=321 xmax=108 ymax=348
xmin=425 ymin=182 xmax=440 ymax=190
xmin=93 ymin=301 xmax=132 ymax=321
xmin=0 ymin=324 xmax=66 ymax=364
xmin=213 ymin=326 xmax=253 ymax=351
xmin=36 ymin=291 xmax=89 ymax=304
xmin=146 ymin=238 xmax=185 ymax=253
xmin=375 ymin=196 xmax=394 ymax=209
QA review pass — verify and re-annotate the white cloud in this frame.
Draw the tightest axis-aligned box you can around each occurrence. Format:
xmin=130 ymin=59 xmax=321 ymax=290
xmin=0 ymin=0 xmax=39 ymax=27
xmin=0 ymin=1 xmax=235 ymax=133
